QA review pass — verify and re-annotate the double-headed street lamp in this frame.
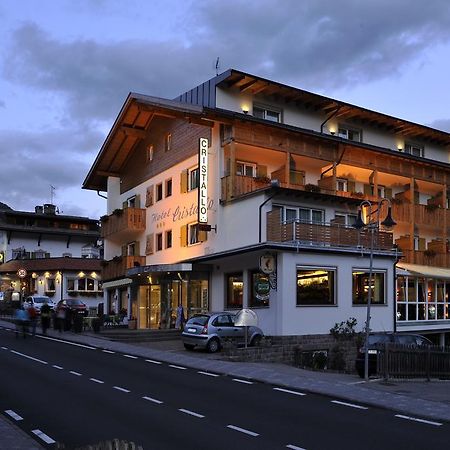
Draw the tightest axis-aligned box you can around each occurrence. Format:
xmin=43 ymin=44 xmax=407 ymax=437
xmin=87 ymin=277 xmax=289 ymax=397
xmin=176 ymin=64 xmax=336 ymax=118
xmin=353 ymin=198 xmax=396 ymax=380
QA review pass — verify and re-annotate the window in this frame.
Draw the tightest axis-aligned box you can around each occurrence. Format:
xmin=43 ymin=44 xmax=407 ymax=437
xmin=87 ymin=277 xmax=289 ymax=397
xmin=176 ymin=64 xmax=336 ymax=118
xmin=253 ymin=105 xmax=281 ymax=123
xmin=297 ymin=267 xmax=336 ymax=306
xmin=165 ymin=230 xmax=172 ymax=249
xmin=226 ymin=273 xmax=243 ymax=309
xmin=67 ymin=279 xmax=75 ymax=291
xmin=146 ymin=144 xmax=154 ymax=162
xmin=127 ymin=196 xmax=137 ymax=208
xmin=334 ymin=213 xmax=357 ymax=227
xmin=165 ymin=178 xmax=172 ymax=197
xmin=33 ymin=249 xmax=48 ymax=259
xmin=46 ymin=277 xmax=56 ymax=292
xmin=156 ymin=233 xmax=163 ymax=251
xmin=165 ymin=133 xmax=172 ymax=152
xmin=275 ymin=205 xmax=324 ymax=224
xmin=236 ymin=161 xmax=257 ymax=177
xmin=77 ymin=278 xmax=86 ymax=291
xmin=338 ymin=126 xmax=361 ymax=142
xmin=404 ymin=142 xmax=423 ymax=157
xmin=156 ymin=183 xmax=163 ymax=202
xmin=336 ymin=178 xmax=348 ymax=192
xmin=86 ymin=278 xmax=95 ymax=291
xmin=188 ymin=223 xmax=200 ymax=245
xmin=249 ymin=270 xmax=270 ymax=307
xmin=189 ymin=167 xmax=199 ymax=191
xmin=127 ymin=242 xmax=136 ymax=256
xmin=352 ymin=270 xmax=386 ymax=305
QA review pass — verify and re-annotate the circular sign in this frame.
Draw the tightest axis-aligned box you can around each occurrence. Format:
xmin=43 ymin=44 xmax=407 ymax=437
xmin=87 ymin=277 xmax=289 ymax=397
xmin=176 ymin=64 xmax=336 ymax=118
xmin=260 ymin=254 xmax=276 ymax=274
xmin=255 ymin=279 xmax=270 ymax=301
xmin=17 ymin=268 xmax=27 ymax=278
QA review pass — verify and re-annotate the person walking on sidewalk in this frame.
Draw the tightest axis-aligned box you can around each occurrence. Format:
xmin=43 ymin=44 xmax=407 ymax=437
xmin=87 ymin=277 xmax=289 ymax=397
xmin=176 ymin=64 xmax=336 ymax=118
xmin=14 ymin=306 xmax=30 ymax=338
xmin=40 ymin=300 xmax=51 ymax=334
xmin=27 ymin=303 xmax=38 ymax=336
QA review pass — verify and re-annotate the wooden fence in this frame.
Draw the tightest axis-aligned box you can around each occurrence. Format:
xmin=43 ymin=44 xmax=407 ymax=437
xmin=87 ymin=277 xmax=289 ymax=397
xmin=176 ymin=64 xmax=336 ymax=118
xmin=376 ymin=344 xmax=450 ymax=380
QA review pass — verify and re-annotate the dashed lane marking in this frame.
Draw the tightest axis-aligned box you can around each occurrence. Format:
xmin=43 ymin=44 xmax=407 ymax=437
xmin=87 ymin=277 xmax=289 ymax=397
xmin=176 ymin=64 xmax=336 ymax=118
xmin=10 ymin=350 xmax=48 ymax=365
xmin=395 ymin=414 xmax=442 ymax=427
xmin=36 ymin=334 xmax=96 ymax=350
xmin=4 ymin=410 xmax=23 ymax=421
xmin=179 ymin=409 xmax=204 ymax=418
xmin=274 ymin=387 xmax=306 ymax=396
xmin=331 ymin=400 xmax=368 ymax=410
xmin=145 ymin=359 xmax=162 ymax=365
xmin=113 ymin=386 xmax=130 ymax=393
xmin=123 ymin=354 xmax=138 ymax=359
xmin=52 ymin=365 xmax=63 ymax=370
xmin=32 ymin=429 xmax=56 ymax=444
xmin=232 ymin=378 xmax=253 ymax=385
xmin=102 ymin=350 xmax=115 ymax=354
xmin=286 ymin=444 xmax=307 ymax=450
xmin=70 ymin=371 xmax=82 ymax=376
xmin=227 ymin=425 xmax=259 ymax=437
xmin=169 ymin=364 xmax=187 ymax=370
xmin=143 ymin=396 xmax=163 ymax=404
xmin=89 ymin=378 xmax=104 ymax=384
xmin=198 ymin=371 xmax=220 ymax=377
xmin=1 ymin=346 xmax=7 ymax=350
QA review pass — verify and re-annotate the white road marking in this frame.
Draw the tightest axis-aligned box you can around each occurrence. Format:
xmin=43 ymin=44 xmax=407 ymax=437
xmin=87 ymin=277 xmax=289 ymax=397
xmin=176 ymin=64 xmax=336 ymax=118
xmin=395 ymin=414 xmax=442 ymax=426
xmin=232 ymin=378 xmax=253 ymax=384
xmin=32 ymin=429 xmax=56 ymax=444
xmin=198 ymin=371 xmax=219 ymax=377
xmin=286 ymin=444 xmax=307 ymax=450
xmin=331 ymin=400 xmax=368 ymax=410
xmin=227 ymin=425 xmax=259 ymax=437
xmin=102 ymin=350 xmax=115 ymax=354
xmin=89 ymin=378 xmax=104 ymax=384
xmin=145 ymin=359 xmax=162 ymax=365
xmin=123 ymin=354 xmax=138 ymax=359
xmin=169 ymin=364 xmax=186 ymax=370
xmin=143 ymin=396 xmax=163 ymax=404
xmin=179 ymin=409 xmax=204 ymax=418
xmin=274 ymin=387 xmax=306 ymax=396
xmin=10 ymin=350 xmax=47 ymax=365
xmin=36 ymin=335 xmax=96 ymax=350
xmin=113 ymin=386 xmax=130 ymax=393
xmin=5 ymin=410 xmax=23 ymax=421
xmin=70 ymin=371 xmax=82 ymax=376
xmin=1 ymin=346 xmax=8 ymax=350
xmin=52 ymin=365 xmax=63 ymax=370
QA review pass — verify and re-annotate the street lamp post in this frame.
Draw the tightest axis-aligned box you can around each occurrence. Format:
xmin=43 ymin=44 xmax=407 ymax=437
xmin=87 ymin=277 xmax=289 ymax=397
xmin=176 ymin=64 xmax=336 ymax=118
xmin=353 ymin=198 xmax=396 ymax=380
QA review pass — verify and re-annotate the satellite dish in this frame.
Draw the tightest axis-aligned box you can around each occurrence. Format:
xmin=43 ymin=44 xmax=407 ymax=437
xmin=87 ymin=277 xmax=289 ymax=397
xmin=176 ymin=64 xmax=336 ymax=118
xmin=234 ymin=308 xmax=258 ymax=327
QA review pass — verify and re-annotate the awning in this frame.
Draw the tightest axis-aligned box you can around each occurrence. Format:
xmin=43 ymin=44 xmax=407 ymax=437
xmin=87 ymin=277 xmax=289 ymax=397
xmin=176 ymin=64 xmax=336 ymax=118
xmin=396 ymin=263 xmax=450 ymax=280
xmin=102 ymin=278 xmax=133 ymax=289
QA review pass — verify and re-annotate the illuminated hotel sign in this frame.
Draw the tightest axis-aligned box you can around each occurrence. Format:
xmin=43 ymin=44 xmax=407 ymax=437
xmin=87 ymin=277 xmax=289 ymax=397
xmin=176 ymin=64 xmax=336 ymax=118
xmin=198 ymin=137 xmax=209 ymax=224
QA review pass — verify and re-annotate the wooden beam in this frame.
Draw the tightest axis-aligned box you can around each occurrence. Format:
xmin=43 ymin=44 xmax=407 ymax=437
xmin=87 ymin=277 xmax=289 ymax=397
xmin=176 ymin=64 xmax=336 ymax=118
xmin=97 ymin=170 xmax=120 ymax=177
xmin=188 ymin=117 xmax=215 ymax=128
xmin=120 ymin=126 xmax=147 ymax=139
xmin=239 ymin=79 xmax=258 ymax=92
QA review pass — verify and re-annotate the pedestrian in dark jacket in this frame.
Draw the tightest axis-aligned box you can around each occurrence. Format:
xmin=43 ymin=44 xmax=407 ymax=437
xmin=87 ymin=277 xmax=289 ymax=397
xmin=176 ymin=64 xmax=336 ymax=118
xmin=40 ymin=301 xmax=51 ymax=334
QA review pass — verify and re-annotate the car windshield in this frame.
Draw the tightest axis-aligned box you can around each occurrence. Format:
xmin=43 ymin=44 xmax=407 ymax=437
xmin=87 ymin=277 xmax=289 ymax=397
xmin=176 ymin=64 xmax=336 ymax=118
xmin=66 ymin=299 xmax=84 ymax=306
xmin=33 ymin=297 xmax=49 ymax=304
xmin=186 ymin=315 xmax=209 ymax=326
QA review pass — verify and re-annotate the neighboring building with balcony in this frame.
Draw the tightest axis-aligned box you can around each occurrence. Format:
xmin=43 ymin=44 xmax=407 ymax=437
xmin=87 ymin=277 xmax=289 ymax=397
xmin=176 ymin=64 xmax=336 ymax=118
xmin=0 ymin=203 xmax=102 ymax=309
xmin=83 ymin=69 xmax=450 ymax=344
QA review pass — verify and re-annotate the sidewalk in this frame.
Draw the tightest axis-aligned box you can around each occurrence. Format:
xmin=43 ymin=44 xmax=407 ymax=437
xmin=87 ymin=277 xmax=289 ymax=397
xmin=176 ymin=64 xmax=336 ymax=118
xmin=1 ymin=320 xmax=449 ymax=449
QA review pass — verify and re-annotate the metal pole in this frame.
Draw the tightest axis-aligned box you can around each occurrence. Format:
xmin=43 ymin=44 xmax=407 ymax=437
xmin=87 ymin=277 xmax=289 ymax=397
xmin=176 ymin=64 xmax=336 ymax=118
xmin=364 ymin=223 xmax=375 ymax=380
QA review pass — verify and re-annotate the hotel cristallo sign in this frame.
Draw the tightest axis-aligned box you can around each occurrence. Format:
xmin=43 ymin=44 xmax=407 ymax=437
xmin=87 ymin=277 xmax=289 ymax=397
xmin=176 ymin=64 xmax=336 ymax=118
xmin=198 ymin=137 xmax=209 ymax=224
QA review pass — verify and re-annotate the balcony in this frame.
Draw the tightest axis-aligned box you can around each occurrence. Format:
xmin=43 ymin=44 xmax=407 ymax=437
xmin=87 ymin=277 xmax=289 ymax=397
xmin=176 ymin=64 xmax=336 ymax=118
xmin=102 ymin=255 xmax=146 ymax=281
xmin=266 ymin=211 xmax=394 ymax=251
xmin=101 ymin=208 xmax=146 ymax=241
xmin=392 ymin=202 xmax=446 ymax=229
xmin=399 ymin=250 xmax=450 ymax=268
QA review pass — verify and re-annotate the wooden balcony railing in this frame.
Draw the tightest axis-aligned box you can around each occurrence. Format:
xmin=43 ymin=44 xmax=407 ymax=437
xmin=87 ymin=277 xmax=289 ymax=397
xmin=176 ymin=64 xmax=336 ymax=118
xmin=221 ymin=175 xmax=272 ymax=201
xmin=399 ymin=250 xmax=450 ymax=268
xmin=266 ymin=211 xmax=394 ymax=251
xmin=101 ymin=208 xmax=146 ymax=240
xmin=102 ymin=255 xmax=146 ymax=281
xmin=392 ymin=202 xmax=446 ymax=228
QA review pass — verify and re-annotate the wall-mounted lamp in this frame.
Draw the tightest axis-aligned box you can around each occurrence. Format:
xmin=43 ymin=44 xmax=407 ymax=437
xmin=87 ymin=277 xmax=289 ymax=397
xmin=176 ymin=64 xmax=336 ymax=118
xmin=242 ymin=107 xmax=249 ymax=114
xmin=330 ymin=131 xmax=336 ymax=135
xmin=397 ymin=146 xmax=403 ymax=152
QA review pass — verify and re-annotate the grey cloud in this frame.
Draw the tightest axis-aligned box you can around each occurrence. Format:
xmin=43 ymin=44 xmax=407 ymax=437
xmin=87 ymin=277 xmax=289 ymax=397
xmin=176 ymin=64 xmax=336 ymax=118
xmin=428 ymin=119 xmax=450 ymax=132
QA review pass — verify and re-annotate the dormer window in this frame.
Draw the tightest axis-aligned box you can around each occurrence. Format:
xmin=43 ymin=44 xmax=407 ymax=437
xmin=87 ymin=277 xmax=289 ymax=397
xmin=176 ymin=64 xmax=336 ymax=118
xmin=253 ymin=105 xmax=281 ymax=123
xmin=338 ymin=126 xmax=361 ymax=142
xmin=404 ymin=142 xmax=424 ymax=157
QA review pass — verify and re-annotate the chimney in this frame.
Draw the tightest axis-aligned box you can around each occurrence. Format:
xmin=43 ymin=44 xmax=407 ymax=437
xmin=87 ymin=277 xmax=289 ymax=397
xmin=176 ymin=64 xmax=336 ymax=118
xmin=35 ymin=206 xmax=44 ymax=214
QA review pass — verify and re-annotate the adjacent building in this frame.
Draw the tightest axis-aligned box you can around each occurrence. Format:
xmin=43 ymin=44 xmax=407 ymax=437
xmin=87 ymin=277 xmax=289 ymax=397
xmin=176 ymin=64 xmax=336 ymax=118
xmin=0 ymin=203 xmax=103 ymax=309
xmin=83 ymin=69 xmax=450 ymax=345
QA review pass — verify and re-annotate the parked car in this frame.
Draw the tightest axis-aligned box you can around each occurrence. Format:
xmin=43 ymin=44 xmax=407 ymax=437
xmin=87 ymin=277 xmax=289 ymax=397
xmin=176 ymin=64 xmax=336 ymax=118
xmin=23 ymin=295 xmax=55 ymax=314
xmin=355 ymin=332 xmax=433 ymax=378
xmin=55 ymin=298 xmax=88 ymax=317
xmin=181 ymin=312 xmax=264 ymax=353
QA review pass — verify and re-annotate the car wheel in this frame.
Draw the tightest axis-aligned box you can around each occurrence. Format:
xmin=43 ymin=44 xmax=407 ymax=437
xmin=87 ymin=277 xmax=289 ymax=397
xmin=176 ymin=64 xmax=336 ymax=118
xmin=184 ymin=343 xmax=195 ymax=351
xmin=250 ymin=335 xmax=262 ymax=347
xmin=207 ymin=338 xmax=220 ymax=353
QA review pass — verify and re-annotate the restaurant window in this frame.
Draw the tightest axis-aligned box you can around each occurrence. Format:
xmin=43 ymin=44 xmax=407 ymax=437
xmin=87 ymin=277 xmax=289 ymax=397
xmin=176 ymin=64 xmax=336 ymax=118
xmin=249 ymin=270 xmax=270 ymax=308
xmin=77 ymin=278 xmax=87 ymax=291
xmin=296 ymin=267 xmax=336 ymax=306
xmin=253 ymin=105 xmax=281 ymax=123
xmin=67 ymin=279 xmax=75 ymax=291
xmin=226 ymin=273 xmax=243 ymax=309
xmin=352 ymin=270 xmax=386 ymax=305
xmin=86 ymin=278 xmax=95 ymax=291
xmin=46 ymin=277 xmax=56 ymax=292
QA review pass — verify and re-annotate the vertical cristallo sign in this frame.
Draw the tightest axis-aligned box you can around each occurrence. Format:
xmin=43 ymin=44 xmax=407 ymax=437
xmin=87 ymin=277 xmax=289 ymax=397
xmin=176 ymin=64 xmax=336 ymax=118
xmin=198 ymin=137 xmax=209 ymax=224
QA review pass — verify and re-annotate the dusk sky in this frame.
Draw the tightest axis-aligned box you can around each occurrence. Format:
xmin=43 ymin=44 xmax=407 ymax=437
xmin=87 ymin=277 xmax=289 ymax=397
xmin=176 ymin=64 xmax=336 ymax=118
xmin=1 ymin=0 xmax=450 ymax=219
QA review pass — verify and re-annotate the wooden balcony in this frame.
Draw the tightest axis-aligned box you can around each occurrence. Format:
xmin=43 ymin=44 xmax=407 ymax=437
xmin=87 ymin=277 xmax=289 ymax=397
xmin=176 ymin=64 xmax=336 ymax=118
xmin=266 ymin=210 xmax=394 ymax=251
xmin=102 ymin=255 xmax=146 ymax=281
xmin=392 ymin=202 xmax=446 ymax=229
xmin=101 ymin=208 xmax=146 ymax=241
xmin=399 ymin=250 xmax=450 ymax=268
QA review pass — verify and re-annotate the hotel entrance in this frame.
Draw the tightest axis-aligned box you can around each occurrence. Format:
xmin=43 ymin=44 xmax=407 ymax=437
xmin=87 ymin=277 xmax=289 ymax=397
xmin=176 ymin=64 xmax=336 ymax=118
xmin=137 ymin=273 xmax=209 ymax=330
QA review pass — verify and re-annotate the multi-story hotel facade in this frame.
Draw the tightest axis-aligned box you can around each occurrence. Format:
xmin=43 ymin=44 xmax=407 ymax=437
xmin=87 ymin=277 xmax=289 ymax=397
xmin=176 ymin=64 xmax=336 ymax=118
xmin=84 ymin=70 xmax=450 ymax=345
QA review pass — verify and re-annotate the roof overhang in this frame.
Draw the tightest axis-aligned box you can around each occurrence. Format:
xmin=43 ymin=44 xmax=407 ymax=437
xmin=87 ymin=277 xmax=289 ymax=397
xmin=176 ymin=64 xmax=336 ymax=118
xmin=397 ymin=262 xmax=450 ymax=280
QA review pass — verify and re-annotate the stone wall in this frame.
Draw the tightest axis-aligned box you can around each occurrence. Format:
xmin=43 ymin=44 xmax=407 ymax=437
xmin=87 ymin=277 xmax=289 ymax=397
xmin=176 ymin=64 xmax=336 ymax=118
xmin=221 ymin=334 xmax=363 ymax=373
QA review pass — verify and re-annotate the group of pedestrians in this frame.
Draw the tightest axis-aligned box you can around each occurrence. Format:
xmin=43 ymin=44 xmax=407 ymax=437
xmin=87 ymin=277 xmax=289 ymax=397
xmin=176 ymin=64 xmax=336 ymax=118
xmin=13 ymin=299 xmax=53 ymax=338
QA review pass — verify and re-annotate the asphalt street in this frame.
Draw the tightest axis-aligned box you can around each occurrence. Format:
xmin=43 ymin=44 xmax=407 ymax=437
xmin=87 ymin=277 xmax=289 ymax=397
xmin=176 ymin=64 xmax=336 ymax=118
xmin=1 ymin=327 xmax=448 ymax=449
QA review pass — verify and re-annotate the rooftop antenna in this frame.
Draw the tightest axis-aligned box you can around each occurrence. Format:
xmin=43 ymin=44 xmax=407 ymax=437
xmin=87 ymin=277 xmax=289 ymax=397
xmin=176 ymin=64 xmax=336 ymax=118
xmin=215 ymin=57 xmax=220 ymax=76
xmin=50 ymin=185 xmax=56 ymax=205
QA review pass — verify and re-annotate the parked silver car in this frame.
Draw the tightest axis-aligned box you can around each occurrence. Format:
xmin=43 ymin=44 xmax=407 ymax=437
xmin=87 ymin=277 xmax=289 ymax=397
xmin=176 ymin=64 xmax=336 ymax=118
xmin=182 ymin=312 xmax=264 ymax=353
xmin=23 ymin=295 xmax=55 ymax=314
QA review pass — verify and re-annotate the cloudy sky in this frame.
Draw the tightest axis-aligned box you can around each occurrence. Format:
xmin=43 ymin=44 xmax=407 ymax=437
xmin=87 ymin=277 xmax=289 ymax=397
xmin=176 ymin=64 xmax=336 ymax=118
xmin=1 ymin=0 xmax=450 ymax=218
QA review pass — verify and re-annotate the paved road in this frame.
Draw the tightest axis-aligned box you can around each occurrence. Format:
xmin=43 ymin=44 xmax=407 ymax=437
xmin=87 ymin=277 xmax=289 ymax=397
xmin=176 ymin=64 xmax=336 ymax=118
xmin=1 ymin=327 xmax=448 ymax=449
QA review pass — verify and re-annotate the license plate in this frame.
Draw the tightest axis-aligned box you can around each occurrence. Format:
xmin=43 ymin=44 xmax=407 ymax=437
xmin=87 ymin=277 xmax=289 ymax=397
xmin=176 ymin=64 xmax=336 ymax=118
xmin=368 ymin=349 xmax=378 ymax=354
xmin=187 ymin=328 xmax=196 ymax=333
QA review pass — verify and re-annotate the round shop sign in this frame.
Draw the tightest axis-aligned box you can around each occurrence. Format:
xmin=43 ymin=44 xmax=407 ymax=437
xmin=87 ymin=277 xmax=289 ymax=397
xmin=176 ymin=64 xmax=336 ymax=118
xmin=17 ymin=268 xmax=27 ymax=278
xmin=255 ymin=279 xmax=270 ymax=301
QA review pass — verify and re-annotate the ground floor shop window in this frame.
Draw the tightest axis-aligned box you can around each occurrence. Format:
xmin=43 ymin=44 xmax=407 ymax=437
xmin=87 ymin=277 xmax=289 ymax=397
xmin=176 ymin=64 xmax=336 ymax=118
xmin=352 ymin=270 xmax=386 ymax=305
xmin=249 ymin=270 xmax=270 ymax=308
xmin=296 ymin=267 xmax=336 ymax=306
xmin=226 ymin=273 xmax=243 ymax=309
xmin=396 ymin=276 xmax=449 ymax=321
